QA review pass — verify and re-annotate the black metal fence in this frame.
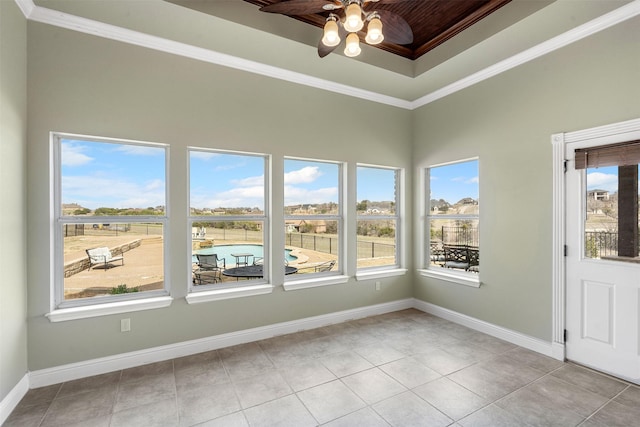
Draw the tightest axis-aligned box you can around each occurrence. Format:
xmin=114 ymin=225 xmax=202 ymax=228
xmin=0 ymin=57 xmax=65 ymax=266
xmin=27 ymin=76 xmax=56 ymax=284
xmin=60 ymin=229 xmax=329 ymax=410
xmin=585 ymin=231 xmax=619 ymax=258
xmin=357 ymin=240 xmax=395 ymax=259
xmin=284 ymin=232 xmax=395 ymax=258
xmin=286 ymin=233 xmax=338 ymax=255
xmin=441 ymin=226 xmax=479 ymax=246
xmin=63 ymin=224 xmax=85 ymax=237
xmin=64 ymin=223 xmax=162 ymax=237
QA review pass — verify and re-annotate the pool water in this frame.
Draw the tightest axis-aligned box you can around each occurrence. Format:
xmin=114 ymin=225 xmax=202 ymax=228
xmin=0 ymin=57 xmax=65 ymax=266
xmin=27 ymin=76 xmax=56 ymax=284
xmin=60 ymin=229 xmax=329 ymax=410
xmin=193 ymin=244 xmax=297 ymax=265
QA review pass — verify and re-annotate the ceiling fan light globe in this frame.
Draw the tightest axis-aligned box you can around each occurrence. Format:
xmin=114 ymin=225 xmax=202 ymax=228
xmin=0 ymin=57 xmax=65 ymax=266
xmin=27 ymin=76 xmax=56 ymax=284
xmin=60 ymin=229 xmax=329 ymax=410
xmin=322 ymin=20 xmax=340 ymax=47
xmin=365 ymin=17 xmax=384 ymax=45
xmin=343 ymin=3 xmax=364 ymax=32
xmin=344 ymin=32 xmax=361 ymax=57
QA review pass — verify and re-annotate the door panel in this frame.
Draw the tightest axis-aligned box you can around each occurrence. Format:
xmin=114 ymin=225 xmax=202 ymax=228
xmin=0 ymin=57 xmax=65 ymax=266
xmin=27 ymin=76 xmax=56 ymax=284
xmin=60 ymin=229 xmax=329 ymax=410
xmin=565 ymin=148 xmax=640 ymax=384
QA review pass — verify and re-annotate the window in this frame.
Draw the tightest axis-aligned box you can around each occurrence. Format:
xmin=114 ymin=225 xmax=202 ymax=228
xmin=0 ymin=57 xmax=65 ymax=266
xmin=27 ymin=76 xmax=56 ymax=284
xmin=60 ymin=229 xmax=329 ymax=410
xmin=54 ymin=134 xmax=167 ymax=309
xmin=357 ymin=165 xmax=400 ymax=270
xmin=577 ymin=142 xmax=640 ymax=261
xmin=425 ymin=159 xmax=479 ymax=277
xmin=189 ymin=149 xmax=268 ymax=290
xmin=284 ymin=158 xmax=342 ymax=280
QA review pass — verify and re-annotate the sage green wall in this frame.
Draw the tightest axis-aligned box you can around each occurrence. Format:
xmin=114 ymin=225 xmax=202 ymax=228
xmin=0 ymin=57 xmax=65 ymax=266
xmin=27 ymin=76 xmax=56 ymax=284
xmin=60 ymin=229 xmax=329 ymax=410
xmin=413 ymin=16 xmax=640 ymax=341
xmin=0 ymin=0 xmax=28 ymax=401
xmin=26 ymin=22 xmax=412 ymax=370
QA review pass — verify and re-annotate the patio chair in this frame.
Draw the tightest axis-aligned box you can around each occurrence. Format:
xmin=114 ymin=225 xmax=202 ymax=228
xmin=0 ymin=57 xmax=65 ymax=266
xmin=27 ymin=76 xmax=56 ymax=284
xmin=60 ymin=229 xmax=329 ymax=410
xmin=314 ymin=260 xmax=336 ymax=272
xmin=196 ymin=253 xmax=226 ymax=270
xmin=467 ymin=247 xmax=480 ymax=272
xmin=430 ymin=241 xmax=445 ymax=265
xmin=193 ymin=253 xmax=226 ymax=285
xmin=443 ymin=245 xmax=469 ymax=270
xmin=86 ymin=247 xmax=124 ymax=271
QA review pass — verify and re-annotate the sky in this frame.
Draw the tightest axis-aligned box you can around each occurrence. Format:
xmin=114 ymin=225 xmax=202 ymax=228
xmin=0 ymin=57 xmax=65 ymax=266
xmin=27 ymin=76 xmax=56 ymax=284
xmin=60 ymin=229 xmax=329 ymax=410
xmin=63 ymin=141 xmax=400 ymax=211
xmin=357 ymin=166 xmax=396 ymax=202
xmin=61 ymin=139 xmax=166 ymax=210
xmin=586 ymin=166 xmax=618 ymax=193
xmin=62 ymin=141 xmax=635 ymax=211
xmin=429 ymin=160 xmax=479 ymax=204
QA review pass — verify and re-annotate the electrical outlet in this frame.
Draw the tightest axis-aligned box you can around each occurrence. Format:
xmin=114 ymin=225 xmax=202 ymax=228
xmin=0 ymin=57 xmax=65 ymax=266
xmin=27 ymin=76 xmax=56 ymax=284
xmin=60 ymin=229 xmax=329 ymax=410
xmin=121 ymin=318 xmax=131 ymax=332
xmin=375 ymin=281 xmax=381 ymax=291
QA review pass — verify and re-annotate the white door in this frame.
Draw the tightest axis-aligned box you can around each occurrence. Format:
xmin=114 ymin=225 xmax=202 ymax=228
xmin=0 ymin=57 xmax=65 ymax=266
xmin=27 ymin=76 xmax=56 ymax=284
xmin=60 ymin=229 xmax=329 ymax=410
xmin=565 ymin=143 xmax=640 ymax=384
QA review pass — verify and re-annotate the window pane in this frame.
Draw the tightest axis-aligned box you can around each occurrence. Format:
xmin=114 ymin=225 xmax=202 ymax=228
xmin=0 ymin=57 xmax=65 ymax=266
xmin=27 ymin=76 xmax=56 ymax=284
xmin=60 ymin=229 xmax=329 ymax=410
xmin=584 ymin=164 xmax=639 ymax=260
xmin=429 ymin=160 xmax=478 ymax=215
xmin=190 ymin=151 xmax=265 ymax=216
xmin=285 ymin=220 xmax=339 ymax=274
xmin=284 ymin=159 xmax=339 ymax=212
xmin=192 ymin=220 xmax=266 ymax=285
xmin=284 ymin=159 xmax=340 ymax=277
xmin=357 ymin=219 xmax=396 ymax=268
xmin=61 ymin=139 xmax=165 ymax=216
xmin=427 ymin=159 xmax=479 ymax=273
xmin=429 ymin=219 xmax=479 ymax=272
xmin=63 ymin=222 xmax=164 ymax=300
xmin=357 ymin=166 xmax=398 ymax=270
xmin=357 ymin=167 xmax=396 ymax=215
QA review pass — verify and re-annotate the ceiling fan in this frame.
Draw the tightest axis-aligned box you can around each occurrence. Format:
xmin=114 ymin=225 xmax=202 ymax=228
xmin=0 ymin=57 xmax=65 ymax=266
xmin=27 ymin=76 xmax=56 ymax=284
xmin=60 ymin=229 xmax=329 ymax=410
xmin=259 ymin=0 xmax=414 ymax=58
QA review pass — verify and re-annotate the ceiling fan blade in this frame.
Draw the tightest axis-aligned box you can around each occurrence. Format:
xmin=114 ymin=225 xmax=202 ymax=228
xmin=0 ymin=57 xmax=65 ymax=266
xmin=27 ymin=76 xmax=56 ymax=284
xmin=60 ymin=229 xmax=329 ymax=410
xmin=376 ymin=10 xmax=413 ymax=45
xmin=317 ymin=24 xmax=347 ymax=58
xmin=318 ymin=40 xmax=339 ymax=58
xmin=259 ymin=0 xmax=337 ymax=15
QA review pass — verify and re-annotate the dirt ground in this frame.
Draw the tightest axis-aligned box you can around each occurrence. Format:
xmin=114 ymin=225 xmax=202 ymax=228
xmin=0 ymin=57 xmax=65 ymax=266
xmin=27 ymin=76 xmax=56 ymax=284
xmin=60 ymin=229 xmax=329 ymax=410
xmin=63 ymin=236 xmax=384 ymax=299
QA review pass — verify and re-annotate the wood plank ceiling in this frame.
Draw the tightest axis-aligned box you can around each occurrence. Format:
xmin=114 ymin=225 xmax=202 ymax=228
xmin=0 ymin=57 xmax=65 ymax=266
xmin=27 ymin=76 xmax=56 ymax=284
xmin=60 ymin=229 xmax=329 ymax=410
xmin=243 ymin=0 xmax=513 ymax=60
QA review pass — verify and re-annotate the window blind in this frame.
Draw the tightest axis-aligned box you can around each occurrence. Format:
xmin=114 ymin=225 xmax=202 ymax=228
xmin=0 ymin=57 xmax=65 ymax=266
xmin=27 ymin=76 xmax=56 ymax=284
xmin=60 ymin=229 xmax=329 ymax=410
xmin=575 ymin=140 xmax=640 ymax=169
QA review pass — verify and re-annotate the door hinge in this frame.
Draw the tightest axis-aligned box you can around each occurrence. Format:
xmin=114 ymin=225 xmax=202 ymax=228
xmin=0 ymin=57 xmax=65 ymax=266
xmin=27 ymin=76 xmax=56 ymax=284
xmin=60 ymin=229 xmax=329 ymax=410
xmin=564 ymin=245 xmax=568 ymax=256
xmin=563 ymin=160 xmax=568 ymax=173
xmin=564 ymin=329 xmax=568 ymax=342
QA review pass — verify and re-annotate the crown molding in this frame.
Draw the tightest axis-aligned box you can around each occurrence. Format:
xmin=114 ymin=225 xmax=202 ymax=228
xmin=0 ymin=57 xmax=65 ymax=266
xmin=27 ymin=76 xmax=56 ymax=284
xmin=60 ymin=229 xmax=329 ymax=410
xmin=14 ymin=0 xmax=640 ymax=110
xmin=410 ymin=1 xmax=640 ymax=109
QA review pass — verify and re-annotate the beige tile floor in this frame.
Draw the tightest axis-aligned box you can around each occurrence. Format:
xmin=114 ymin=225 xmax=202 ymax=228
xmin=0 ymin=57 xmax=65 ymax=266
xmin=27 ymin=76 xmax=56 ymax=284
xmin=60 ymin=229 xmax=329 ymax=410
xmin=5 ymin=309 xmax=640 ymax=426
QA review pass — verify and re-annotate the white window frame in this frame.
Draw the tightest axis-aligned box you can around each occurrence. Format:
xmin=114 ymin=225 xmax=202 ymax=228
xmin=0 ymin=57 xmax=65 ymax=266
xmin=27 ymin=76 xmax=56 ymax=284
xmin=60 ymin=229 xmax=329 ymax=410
xmin=419 ymin=158 xmax=480 ymax=288
xmin=186 ymin=148 xmax=272 ymax=304
xmin=283 ymin=157 xmax=348 ymax=291
xmin=355 ymin=164 xmax=407 ymax=281
xmin=48 ymin=132 xmax=172 ymax=322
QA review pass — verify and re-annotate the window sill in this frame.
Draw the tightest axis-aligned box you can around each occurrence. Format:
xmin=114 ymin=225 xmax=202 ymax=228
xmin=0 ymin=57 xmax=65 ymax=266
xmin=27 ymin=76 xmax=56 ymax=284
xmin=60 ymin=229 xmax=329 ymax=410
xmin=283 ymin=275 xmax=349 ymax=291
xmin=46 ymin=296 xmax=173 ymax=322
xmin=186 ymin=284 xmax=273 ymax=304
xmin=418 ymin=268 xmax=481 ymax=288
xmin=356 ymin=268 xmax=408 ymax=281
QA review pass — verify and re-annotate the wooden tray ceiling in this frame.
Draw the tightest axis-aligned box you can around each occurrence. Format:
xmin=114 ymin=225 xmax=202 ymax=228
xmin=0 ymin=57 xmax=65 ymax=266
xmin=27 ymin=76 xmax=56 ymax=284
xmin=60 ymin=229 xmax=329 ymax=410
xmin=243 ymin=0 xmax=513 ymax=60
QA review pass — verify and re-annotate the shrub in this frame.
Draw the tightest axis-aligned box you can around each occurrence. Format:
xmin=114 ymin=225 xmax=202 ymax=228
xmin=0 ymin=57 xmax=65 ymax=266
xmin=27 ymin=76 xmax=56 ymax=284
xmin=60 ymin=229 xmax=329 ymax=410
xmin=110 ymin=284 xmax=139 ymax=294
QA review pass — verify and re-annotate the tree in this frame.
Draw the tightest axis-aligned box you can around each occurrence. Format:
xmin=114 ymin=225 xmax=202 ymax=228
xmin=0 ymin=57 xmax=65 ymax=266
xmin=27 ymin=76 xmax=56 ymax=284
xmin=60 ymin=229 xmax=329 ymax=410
xmin=357 ymin=200 xmax=369 ymax=212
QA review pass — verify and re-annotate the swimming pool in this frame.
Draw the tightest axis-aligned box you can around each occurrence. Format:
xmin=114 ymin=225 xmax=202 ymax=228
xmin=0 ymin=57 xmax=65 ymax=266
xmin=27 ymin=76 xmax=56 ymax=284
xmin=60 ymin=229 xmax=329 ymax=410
xmin=194 ymin=244 xmax=297 ymax=265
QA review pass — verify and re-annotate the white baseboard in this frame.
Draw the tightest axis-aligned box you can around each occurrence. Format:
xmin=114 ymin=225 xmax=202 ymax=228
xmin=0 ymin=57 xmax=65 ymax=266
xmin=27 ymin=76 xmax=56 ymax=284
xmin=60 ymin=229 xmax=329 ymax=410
xmin=0 ymin=374 xmax=29 ymax=426
xmin=413 ymin=299 xmax=556 ymax=357
xmin=22 ymin=297 xmax=557 ymax=395
xmin=30 ymin=298 xmax=414 ymax=388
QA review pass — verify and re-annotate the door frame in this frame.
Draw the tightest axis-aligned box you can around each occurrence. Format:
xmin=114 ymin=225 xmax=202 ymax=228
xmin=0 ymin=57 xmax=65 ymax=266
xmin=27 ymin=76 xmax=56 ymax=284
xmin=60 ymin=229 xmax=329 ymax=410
xmin=551 ymin=117 xmax=640 ymax=361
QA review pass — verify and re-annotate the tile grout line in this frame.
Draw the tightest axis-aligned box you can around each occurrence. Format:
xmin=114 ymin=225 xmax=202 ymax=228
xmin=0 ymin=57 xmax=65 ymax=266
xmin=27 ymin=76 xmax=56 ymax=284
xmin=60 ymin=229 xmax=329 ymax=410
xmin=576 ymin=384 xmax=630 ymax=427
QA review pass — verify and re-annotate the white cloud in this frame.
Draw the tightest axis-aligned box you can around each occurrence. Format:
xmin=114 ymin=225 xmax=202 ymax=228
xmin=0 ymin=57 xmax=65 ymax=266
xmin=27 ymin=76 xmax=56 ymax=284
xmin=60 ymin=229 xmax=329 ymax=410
xmin=232 ymin=175 xmax=264 ymax=187
xmin=61 ymin=143 xmax=93 ymax=167
xmin=587 ymin=172 xmax=618 ymax=193
xmin=62 ymin=175 xmax=165 ymax=209
xmin=190 ymin=151 xmax=219 ymax=160
xmin=284 ymin=166 xmax=322 ymax=185
xmin=116 ymin=144 xmax=164 ymax=156
xmin=191 ymin=185 xmax=265 ymax=210
xmin=284 ymin=185 xmax=338 ymax=206
xmin=466 ymin=176 xmax=479 ymax=184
